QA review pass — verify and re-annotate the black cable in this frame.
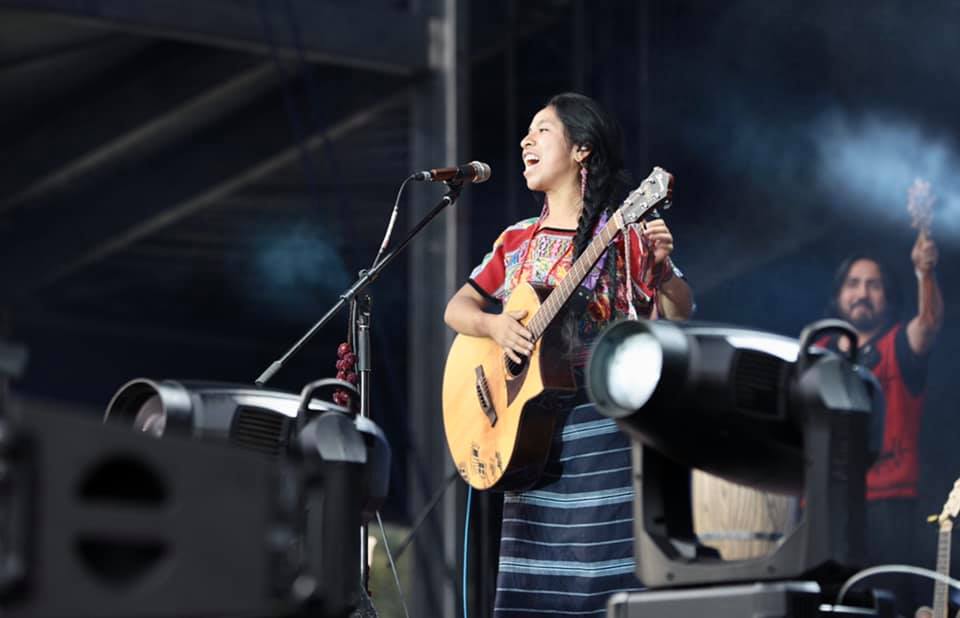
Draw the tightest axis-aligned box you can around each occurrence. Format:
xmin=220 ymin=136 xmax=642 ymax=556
xmin=393 ymin=470 xmax=459 ymax=559
xmin=371 ymin=175 xmax=415 ymax=269
xmin=375 ymin=511 xmax=411 ymax=618
xmin=462 ymin=486 xmax=472 ymax=618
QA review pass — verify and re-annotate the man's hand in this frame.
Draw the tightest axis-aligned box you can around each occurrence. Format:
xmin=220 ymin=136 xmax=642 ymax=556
xmin=906 ymin=231 xmax=944 ymax=356
xmin=911 ymin=232 xmax=938 ymax=276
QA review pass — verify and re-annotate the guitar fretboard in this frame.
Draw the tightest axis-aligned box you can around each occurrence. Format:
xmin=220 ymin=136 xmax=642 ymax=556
xmin=526 ymin=213 xmax=624 ymax=341
xmin=934 ymin=524 xmax=952 ymax=618
xmin=520 ymin=167 xmax=672 ymax=344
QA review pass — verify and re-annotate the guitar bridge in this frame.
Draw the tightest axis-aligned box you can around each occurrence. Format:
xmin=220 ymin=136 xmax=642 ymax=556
xmin=474 ymin=366 xmax=497 ymax=427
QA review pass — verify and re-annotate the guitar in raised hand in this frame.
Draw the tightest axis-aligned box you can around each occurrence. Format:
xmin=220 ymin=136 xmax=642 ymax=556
xmin=907 ymin=178 xmax=935 ymax=238
xmin=442 ymin=167 xmax=673 ymax=491
xmin=915 ymin=478 xmax=960 ymax=618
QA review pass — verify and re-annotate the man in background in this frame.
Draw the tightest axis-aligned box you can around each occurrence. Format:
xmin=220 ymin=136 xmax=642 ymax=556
xmin=821 ymin=231 xmax=943 ymax=616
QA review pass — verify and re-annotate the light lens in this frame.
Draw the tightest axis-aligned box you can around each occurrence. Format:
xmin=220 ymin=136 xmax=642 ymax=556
xmin=132 ymin=395 xmax=166 ymax=438
xmin=606 ymin=332 xmax=663 ymax=411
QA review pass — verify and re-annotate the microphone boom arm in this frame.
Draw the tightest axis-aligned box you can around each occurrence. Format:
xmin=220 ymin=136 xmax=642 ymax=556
xmin=255 ymin=181 xmax=465 ymax=386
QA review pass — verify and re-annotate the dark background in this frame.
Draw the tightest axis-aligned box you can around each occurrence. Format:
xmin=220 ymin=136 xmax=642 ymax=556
xmin=2 ymin=0 xmax=960 ymax=612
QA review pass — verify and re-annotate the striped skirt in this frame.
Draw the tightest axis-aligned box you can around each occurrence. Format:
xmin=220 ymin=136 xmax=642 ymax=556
xmin=494 ymin=403 xmax=643 ymax=616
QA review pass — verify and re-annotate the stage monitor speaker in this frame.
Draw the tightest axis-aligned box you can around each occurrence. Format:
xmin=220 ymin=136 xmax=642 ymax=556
xmin=0 ymin=405 xmax=367 ymax=617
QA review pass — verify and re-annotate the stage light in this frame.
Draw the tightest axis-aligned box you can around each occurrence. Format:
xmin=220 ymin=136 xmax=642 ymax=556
xmin=587 ymin=318 xmax=879 ymax=599
xmin=104 ymin=377 xmax=389 ymax=514
xmin=6 ymin=381 xmax=392 ymax=617
xmin=105 ymin=378 xmax=343 ymax=457
xmin=604 ymin=329 xmax=663 ymax=412
xmin=588 ymin=319 xmax=810 ymax=493
xmin=85 ymin=378 xmax=391 ymax=616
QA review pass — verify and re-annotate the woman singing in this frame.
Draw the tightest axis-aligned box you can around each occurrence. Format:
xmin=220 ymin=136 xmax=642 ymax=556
xmin=444 ymin=92 xmax=694 ymax=615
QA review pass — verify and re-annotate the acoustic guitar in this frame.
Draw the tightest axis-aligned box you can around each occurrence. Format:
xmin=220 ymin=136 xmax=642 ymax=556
xmin=442 ymin=166 xmax=673 ymax=491
xmin=915 ymin=478 xmax=960 ymax=618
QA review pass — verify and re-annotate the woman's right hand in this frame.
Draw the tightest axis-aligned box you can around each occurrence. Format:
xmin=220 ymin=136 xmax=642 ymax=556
xmin=444 ymin=284 xmax=535 ymax=362
xmin=486 ymin=310 xmax=534 ymax=364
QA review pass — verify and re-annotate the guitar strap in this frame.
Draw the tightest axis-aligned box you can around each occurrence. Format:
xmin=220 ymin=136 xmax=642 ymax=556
xmin=626 ymin=221 xmax=661 ymax=320
xmin=511 ymin=200 xmax=652 ymax=320
xmin=509 ymin=199 xmax=609 ymax=294
xmin=623 ymin=221 xmax=639 ymax=320
xmin=581 ymin=210 xmax=610 ymax=291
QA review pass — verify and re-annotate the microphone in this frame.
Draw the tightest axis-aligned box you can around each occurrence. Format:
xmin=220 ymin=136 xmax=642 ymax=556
xmin=412 ymin=161 xmax=491 ymax=184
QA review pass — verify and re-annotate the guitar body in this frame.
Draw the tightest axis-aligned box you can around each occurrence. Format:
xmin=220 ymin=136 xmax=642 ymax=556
xmin=442 ymin=282 xmax=577 ymax=491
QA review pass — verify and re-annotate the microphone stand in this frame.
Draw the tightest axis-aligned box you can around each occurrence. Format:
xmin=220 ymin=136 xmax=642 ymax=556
xmin=354 ymin=293 xmax=372 ymax=592
xmin=254 ymin=180 xmax=463 ymax=387
xmin=254 ymin=179 xmax=464 ymax=605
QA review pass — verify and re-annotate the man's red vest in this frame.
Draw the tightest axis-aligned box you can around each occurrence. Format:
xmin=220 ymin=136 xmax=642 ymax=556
xmin=864 ymin=323 xmax=924 ymax=500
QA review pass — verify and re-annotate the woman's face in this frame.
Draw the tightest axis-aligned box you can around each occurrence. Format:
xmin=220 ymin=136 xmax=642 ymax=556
xmin=519 ymin=105 xmax=582 ymax=193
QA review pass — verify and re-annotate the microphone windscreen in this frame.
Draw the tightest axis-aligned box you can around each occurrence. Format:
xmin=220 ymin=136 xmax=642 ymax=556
xmin=470 ymin=161 xmax=492 ymax=183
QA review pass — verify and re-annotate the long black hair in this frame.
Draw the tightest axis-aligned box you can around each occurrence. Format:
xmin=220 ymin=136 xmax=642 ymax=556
xmin=547 ymin=92 xmax=631 ymax=311
xmin=825 ymin=253 xmax=903 ymax=322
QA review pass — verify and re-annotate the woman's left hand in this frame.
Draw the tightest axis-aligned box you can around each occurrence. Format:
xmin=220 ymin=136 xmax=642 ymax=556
xmin=641 ymin=219 xmax=674 ymax=265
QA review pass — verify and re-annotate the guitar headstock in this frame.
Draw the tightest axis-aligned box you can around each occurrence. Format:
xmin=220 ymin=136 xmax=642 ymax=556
xmin=936 ymin=478 xmax=960 ymax=529
xmin=907 ymin=177 xmax=935 ymax=237
xmin=620 ymin=166 xmax=674 ymax=226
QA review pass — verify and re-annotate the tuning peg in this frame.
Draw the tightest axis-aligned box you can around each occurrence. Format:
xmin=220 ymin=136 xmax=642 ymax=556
xmin=927 ymin=514 xmax=939 ymax=523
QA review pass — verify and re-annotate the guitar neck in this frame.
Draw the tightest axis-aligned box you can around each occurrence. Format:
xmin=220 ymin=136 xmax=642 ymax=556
xmin=934 ymin=525 xmax=952 ymax=618
xmin=527 ymin=212 xmax=624 ymax=340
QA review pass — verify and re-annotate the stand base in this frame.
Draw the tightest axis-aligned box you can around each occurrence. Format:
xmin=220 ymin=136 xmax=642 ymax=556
xmin=606 ymin=581 xmax=891 ymax=618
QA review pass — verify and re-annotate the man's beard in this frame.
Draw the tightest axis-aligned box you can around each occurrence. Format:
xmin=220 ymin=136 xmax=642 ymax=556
xmin=842 ymin=302 xmax=886 ymax=332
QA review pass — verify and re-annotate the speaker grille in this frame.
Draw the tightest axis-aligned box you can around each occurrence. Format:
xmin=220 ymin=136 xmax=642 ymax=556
xmin=229 ymin=406 xmax=289 ymax=456
xmin=733 ymin=350 xmax=784 ymax=416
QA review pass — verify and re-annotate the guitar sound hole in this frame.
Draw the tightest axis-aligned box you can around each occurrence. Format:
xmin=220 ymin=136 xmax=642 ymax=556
xmin=505 ymin=354 xmax=528 ymax=378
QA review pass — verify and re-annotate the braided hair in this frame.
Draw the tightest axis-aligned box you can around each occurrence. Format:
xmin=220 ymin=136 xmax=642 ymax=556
xmin=548 ymin=93 xmax=631 ymax=314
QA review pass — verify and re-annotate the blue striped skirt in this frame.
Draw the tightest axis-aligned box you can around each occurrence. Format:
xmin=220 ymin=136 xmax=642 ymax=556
xmin=494 ymin=403 xmax=644 ymax=616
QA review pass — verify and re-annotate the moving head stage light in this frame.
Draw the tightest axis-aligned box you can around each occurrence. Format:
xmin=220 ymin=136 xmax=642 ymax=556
xmin=106 ymin=378 xmax=316 ymax=453
xmin=103 ymin=378 xmax=390 ymax=510
xmin=587 ymin=319 xmax=885 ymax=617
xmin=1 ymin=378 xmax=390 ymax=618
xmin=105 ymin=378 xmax=391 ymax=522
